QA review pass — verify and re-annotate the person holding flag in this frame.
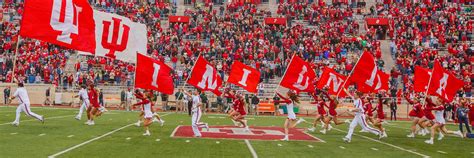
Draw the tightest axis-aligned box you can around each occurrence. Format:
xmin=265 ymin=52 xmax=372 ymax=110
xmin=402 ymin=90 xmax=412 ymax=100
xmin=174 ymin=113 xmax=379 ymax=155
xmin=275 ymin=90 xmax=305 ymax=141
xmin=307 ymin=93 xmax=327 ymax=133
xmin=182 ymin=89 xmax=209 ymax=137
xmin=132 ymin=89 xmax=155 ymax=136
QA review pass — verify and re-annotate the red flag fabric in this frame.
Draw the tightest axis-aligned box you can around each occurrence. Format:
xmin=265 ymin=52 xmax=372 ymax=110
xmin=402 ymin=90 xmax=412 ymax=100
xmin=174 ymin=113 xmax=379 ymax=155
xmin=356 ymin=70 xmax=389 ymax=93
xmin=20 ymin=0 xmax=95 ymax=52
xmin=349 ymin=52 xmax=383 ymax=92
xmin=428 ymin=61 xmax=464 ymax=102
xmin=135 ymin=54 xmax=174 ymax=95
xmin=187 ymin=56 xmax=223 ymax=96
xmin=316 ymin=67 xmax=347 ymax=96
xmin=414 ymin=66 xmax=431 ymax=93
xmin=227 ymin=61 xmax=261 ymax=93
xmin=280 ymin=55 xmax=316 ymax=92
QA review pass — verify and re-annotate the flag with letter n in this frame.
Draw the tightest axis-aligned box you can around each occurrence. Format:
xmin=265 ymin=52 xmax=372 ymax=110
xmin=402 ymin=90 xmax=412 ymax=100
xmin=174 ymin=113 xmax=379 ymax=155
xmin=316 ymin=67 xmax=348 ymax=96
xmin=135 ymin=54 xmax=174 ymax=94
xmin=79 ymin=10 xmax=147 ymax=63
xmin=227 ymin=61 xmax=261 ymax=93
xmin=187 ymin=56 xmax=223 ymax=96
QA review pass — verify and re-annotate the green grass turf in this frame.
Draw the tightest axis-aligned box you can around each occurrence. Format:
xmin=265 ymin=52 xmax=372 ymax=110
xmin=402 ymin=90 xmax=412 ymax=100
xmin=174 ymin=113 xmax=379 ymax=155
xmin=0 ymin=106 xmax=473 ymax=158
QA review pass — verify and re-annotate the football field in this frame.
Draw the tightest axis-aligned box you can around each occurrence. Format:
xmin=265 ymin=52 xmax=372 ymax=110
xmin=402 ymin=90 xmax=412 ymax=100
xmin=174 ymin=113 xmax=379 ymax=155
xmin=0 ymin=106 xmax=472 ymax=158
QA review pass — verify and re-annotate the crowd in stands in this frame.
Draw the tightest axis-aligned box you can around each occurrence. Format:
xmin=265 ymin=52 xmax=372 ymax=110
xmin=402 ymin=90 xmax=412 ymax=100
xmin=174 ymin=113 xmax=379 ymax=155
xmin=0 ymin=0 xmax=472 ymax=99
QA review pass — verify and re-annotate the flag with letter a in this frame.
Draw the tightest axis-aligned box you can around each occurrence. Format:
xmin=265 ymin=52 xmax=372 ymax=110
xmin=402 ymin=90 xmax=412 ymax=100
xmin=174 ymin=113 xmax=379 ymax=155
xmin=227 ymin=61 xmax=261 ymax=93
xmin=316 ymin=67 xmax=347 ymax=96
xmin=427 ymin=61 xmax=463 ymax=102
xmin=20 ymin=0 xmax=96 ymax=52
xmin=79 ymin=10 xmax=147 ymax=63
xmin=187 ymin=56 xmax=223 ymax=95
xmin=280 ymin=55 xmax=316 ymax=92
xmin=135 ymin=54 xmax=174 ymax=95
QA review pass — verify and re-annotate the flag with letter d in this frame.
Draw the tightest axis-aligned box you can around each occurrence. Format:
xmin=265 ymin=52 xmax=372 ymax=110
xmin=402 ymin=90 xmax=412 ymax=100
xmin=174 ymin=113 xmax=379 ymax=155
xmin=135 ymin=54 xmax=174 ymax=95
xmin=227 ymin=61 xmax=261 ymax=93
xmin=280 ymin=55 xmax=316 ymax=93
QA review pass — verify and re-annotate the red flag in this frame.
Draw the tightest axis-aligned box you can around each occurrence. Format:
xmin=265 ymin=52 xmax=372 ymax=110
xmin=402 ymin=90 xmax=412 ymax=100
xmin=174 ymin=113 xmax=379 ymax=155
xmin=316 ymin=67 xmax=348 ymax=96
xmin=356 ymin=70 xmax=389 ymax=93
xmin=349 ymin=52 xmax=382 ymax=92
xmin=227 ymin=61 xmax=261 ymax=93
xmin=428 ymin=61 xmax=464 ymax=102
xmin=20 ymin=0 xmax=95 ymax=52
xmin=414 ymin=66 xmax=431 ymax=92
xmin=135 ymin=54 xmax=174 ymax=95
xmin=280 ymin=55 xmax=316 ymax=92
xmin=187 ymin=56 xmax=223 ymax=95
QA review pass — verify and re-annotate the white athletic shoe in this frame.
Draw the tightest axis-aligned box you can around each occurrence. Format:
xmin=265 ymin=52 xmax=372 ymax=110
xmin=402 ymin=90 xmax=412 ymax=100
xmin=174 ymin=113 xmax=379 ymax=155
xmin=134 ymin=121 xmax=141 ymax=127
xmin=84 ymin=120 xmax=91 ymax=125
xmin=359 ymin=129 xmax=368 ymax=133
xmin=379 ymin=133 xmax=386 ymax=139
xmin=328 ymin=124 xmax=333 ymax=131
xmin=75 ymin=115 xmax=81 ymax=121
xmin=232 ymin=120 xmax=239 ymax=126
xmin=383 ymin=131 xmax=388 ymax=137
xmin=342 ymin=137 xmax=351 ymax=143
xmin=454 ymin=130 xmax=464 ymax=138
xmin=344 ymin=119 xmax=351 ymax=123
xmin=424 ymin=139 xmax=433 ymax=145
xmin=437 ymin=133 xmax=444 ymax=141
xmin=143 ymin=131 xmax=151 ymax=136
xmin=407 ymin=133 xmax=415 ymax=138
xmin=296 ymin=118 xmax=305 ymax=124
xmin=308 ymin=127 xmax=316 ymax=132
xmin=11 ymin=122 xmax=19 ymax=126
xmin=194 ymin=135 xmax=202 ymax=138
xmin=159 ymin=120 xmax=165 ymax=126
xmin=88 ymin=121 xmax=95 ymax=125
xmin=203 ymin=123 xmax=209 ymax=131
xmin=424 ymin=128 xmax=430 ymax=134
xmin=280 ymin=136 xmax=289 ymax=141
xmin=245 ymin=126 xmax=250 ymax=131
xmin=152 ymin=118 xmax=159 ymax=122
xmin=320 ymin=129 xmax=327 ymax=134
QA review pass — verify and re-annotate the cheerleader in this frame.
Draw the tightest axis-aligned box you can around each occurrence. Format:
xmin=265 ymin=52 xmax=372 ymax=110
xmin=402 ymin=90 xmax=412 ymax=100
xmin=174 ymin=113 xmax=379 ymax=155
xmin=85 ymin=85 xmax=101 ymax=125
xmin=405 ymin=94 xmax=424 ymax=138
xmin=232 ymin=94 xmax=249 ymax=131
xmin=224 ymin=90 xmax=241 ymax=126
xmin=307 ymin=92 xmax=327 ymax=132
xmin=275 ymin=90 xmax=305 ymax=141
xmin=424 ymin=97 xmax=461 ymax=144
xmin=321 ymin=90 xmax=345 ymax=134
xmin=147 ymin=90 xmax=165 ymax=126
xmin=360 ymin=96 xmax=375 ymax=133
xmin=132 ymin=90 xmax=154 ymax=136
xmin=371 ymin=93 xmax=388 ymax=137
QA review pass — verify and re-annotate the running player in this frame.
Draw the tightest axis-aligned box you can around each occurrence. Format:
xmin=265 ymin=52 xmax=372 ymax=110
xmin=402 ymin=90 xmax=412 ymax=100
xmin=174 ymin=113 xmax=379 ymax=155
xmin=307 ymin=92 xmax=326 ymax=132
xmin=10 ymin=82 xmax=44 ymax=126
xmin=132 ymin=90 xmax=154 ymax=136
xmin=320 ymin=90 xmax=345 ymax=134
xmin=419 ymin=97 xmax=436 ymax=136
xmin=74 ymin=85 xmax=89 ymax=120
xmin=275 ymin=90 xmax=305 ymax=141
xmin=342 ymin=89 xmax=383 ymax=143
xmin=360 ymin=96 xmax=375 ymax=133
xmin=133 ymin=89 xmax=146 ymax=127
xmin=182 ymin=89 xmax=209 ymax=137
xmin=224 ymin=90 xmax=242 ymax=126
xmin=405 ymin=94 xmax=424 ymax=138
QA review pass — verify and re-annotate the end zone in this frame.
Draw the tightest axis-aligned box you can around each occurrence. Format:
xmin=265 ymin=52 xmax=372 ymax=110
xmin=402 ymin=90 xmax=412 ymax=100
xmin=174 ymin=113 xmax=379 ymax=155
xmin=171 ymin=125 xmax=324 ymax=142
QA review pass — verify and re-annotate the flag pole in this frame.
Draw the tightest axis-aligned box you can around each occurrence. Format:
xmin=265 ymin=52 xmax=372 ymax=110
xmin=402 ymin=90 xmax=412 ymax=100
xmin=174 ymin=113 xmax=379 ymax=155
xmin=273 ymin=53 xmax=295 ymax=97
xmin=421 ymin=61 xmax=436 ymax=106
xmin=11 ymin=35 xmax=21 ymax=83
xmin=336 ymin=52 xmax=365 ymax=97
xmin=177 ymin=53 xmax=201 ymax=100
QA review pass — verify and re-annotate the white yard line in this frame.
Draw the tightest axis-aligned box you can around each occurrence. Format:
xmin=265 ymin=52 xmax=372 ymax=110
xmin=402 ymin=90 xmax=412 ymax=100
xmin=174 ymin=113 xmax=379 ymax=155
xmin=245 ymin=139 xmax=258 ymax=158
xmin=333 ymin=128 xmax=430 ymax=158
xmin=0 ymin=115 xmax=75 ymax=126
xmin=48 ymin=113 xmax=171 ymax=158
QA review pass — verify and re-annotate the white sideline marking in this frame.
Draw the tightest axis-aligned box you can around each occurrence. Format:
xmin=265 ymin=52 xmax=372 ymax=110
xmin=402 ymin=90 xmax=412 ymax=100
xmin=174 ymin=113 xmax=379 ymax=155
xmin=0 ymin=115 xmax=75 ymax=126
xmin=333 ymin=128 xmax=430 ymax=158
xmin=437 ymin=151 xmax=447 ymax=154
xmin=126 ymin=137 xmax=131 ymax=140
xmin=277 ymin=144 xmax=282 ymax=147
xmin=245 ymin=139 xmax=258 ymax=158
xmin=303 ymin=131 xmax=326 ymax=143
xmin=67 ymin=135 xmax=74 ymax=138
xmin=185 ymin=140 xmax=190 ymax=143
xmin=155 ymin=139 xmax=161 ymax=142
xmin=216 ymin=141 xmax=220 ymax=144
xmin=371 ymin=148 xmax=379 ymax=151
xmin=308 ymin=145 xmax=314 ymax=148
xmin=10 ymin=133 xmax=17 ymax=135
xmin=48 ymin=123 xmax=134 ymax=158
xmin=39 ymin=133 xmax=46 ymax=136
xmin=49 ymin=113 xmax=171 ymax=158
xmin=339 ymin=146 xmax=346 ymax=149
